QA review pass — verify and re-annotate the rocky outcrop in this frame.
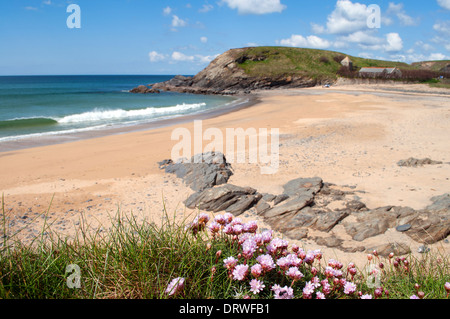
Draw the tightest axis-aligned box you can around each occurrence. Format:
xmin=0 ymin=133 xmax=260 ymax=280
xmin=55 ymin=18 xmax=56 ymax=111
xmin=159 ymin=152 xmax=233 ymax=192
xmin=185 ymin=184 xmax=261 ymax=216
xmin=129 ymin=85 xmax=160 ymax=94
xmin=159 ymin=153 xmax=450 ymax=255
xmin=151 ymin=48 xmax=318 ymax=95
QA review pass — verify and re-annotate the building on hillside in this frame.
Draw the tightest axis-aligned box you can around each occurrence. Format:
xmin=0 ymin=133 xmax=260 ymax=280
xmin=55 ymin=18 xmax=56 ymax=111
xmin=358 ymin=67 xmax=402 ymax=78
xmin=340 ymin=56 xmax=353 ymax=70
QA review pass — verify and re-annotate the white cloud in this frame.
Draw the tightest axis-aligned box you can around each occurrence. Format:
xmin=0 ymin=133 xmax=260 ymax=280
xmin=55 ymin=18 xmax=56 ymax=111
xmin=433 ymin=21 xmax=450 ymax=35
xmin=199 ymin=4 xmax=214 ymax=13
xmin=172 ymin=51 xmax=195 ymax=62
xmin=387 ymin=3 xmax=419 ymax=26
xmin=25 ymin=6 xmax=38 ymax=11
xmin=163 ymin=6 xmax=172 ymax=16
xmin=437 ymin=0 xmax=450 ymax=10
xmin=200 ymin=36 xmax=208 ymax=43
xmin=195 ymin=54 xmax=220 ymax=64
xmin=320 ymin=0 xmax=372 ymax=35
xmin=171 ymin=52 xmax=219 ymax=64
xmin=43 ymin=0 xmax=52 ymax=5
xmin=278 ymin=35 xmax=332 ymax=49
xmin=149 ymin=51 xmax=167 ymax=62
xmin=172 ymin=15 xmax=187 ymax=28
xmin=385 ymin=32 xmax=403 ymax=52
xmin=221 ymin=0 xmax=286 ymax=15
xmin=335 ymin=31 xmax=403 ymax=53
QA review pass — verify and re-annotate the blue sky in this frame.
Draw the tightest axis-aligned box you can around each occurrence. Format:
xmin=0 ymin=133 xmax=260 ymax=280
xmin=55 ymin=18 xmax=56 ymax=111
xmin=0 ymin=0 xmax=449 ymax=75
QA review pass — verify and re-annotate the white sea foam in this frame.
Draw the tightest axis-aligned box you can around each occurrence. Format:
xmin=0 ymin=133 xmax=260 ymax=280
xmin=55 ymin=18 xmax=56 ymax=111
xmin=57 ymin=103 xmax=207 ymax=124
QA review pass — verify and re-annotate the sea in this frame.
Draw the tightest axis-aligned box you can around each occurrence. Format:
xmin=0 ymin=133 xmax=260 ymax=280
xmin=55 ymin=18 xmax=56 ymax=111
xmin=0 ymin=75 xmax=242 ymax=152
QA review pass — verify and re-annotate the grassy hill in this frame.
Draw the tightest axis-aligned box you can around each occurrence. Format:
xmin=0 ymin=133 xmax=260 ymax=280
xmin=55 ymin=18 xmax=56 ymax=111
xmin=234 ymin=46 xmax=449 ymax=83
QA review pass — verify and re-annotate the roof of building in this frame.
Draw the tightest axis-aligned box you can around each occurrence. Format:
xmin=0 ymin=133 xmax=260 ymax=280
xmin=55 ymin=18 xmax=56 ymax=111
xmin=359 ymin=67 xmax=400 ymax=73
xmin=341 ymin=56 xmax=352 ymax=63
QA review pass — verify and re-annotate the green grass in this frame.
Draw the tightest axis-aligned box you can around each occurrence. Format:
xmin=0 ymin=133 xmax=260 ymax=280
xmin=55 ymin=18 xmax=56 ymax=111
xmin=0 ymin=201 xmax=449 ymax=299
xmin=234 ymin=46 xmax=414 ymax=81
xmin=234 ymin=47 xmax=450 ymax=88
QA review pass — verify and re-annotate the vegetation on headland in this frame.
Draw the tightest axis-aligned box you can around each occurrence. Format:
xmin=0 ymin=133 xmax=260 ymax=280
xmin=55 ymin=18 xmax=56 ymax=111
xmin=234 ymin=46 xmax=450 ymax=87
xmin=0 ymin=201 xmax=448 ymax=299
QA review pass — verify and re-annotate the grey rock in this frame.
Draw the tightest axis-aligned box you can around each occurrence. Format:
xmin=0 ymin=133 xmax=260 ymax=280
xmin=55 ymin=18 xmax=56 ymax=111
xmin=261 ymin=194 xmax=314 ymax=220
xmin=255 ymin=199 xmax=271 ymax=215
xmin=282 ymin=177 xmax=323 ymax=197
xmin=426 ymin=193 xmax=450 ymax=211
xmin=184 ymin=184 xmax=259 ymax=216
xmin=284 ymin=228 xmax=309 ymax=240
xmin=396 ymin=224 xmax=412 ymax=232
xmin=273 ymin=194 xmax=289 ymax=205
xmin=397 ymin=157 xmax=443 ymax=167
xmin=314 ymin=236 xmax=343 ymax=248
xmin=161 ymin=152 xmax=233 ymax=191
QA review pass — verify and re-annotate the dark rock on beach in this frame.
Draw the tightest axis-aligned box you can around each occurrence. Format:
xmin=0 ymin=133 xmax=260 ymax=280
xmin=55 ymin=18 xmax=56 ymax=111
xmin=159 ymin=152 xmax=233 ymax=192
xmin=185 ymin=184 xmax=261 ymax=217
xmin=397 ymin=157 xmax=443 ymax=167
xmin=159 ymin=152 xmax=450 ymax=254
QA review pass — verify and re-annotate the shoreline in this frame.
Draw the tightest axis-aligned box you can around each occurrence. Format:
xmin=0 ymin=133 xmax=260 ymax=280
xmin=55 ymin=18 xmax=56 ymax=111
xmin=0 ymin=94 xmax=260 ymax=153
xmin=0 ymin=83 xmax=449 ymax=268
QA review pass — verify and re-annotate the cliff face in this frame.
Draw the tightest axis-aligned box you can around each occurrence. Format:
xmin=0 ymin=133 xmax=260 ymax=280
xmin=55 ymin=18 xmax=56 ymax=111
xmin=151 ymin=48 xmax=318 ymax=95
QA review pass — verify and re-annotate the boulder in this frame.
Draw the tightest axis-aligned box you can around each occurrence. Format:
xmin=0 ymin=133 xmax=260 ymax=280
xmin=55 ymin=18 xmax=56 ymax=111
xmin=397 ymin=157 xmax=442 ymax=167
xmin=184 ymin=184 xmax=261 ymax=216
xmin=160 ymin=152 xmax=233 ymax=192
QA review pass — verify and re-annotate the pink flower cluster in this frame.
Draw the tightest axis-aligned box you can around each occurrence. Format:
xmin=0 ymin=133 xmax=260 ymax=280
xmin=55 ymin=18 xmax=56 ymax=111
xmin=213 ymin=213 xmax=364 ymax=299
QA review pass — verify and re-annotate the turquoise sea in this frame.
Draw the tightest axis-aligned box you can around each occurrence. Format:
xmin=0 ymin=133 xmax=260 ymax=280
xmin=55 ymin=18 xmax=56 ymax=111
xmin=0 ymin=75 xmax=239 ymax=151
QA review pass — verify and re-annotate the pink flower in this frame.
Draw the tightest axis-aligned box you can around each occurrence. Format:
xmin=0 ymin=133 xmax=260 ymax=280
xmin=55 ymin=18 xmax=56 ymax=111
xmin=223 ymin=213 xmax=234 ymax=224
xmin=208 ymin=221 xmax=221 ymax=234
xmin=303 ymin=282 xmax=315 ymax=298
xmin=361 ymin=294 xmax=373 ymax=299
xmin=267 ymin=238 xmax=289 ymax=255
xmin=316 ymin=292 xmax=326 ymax=299
xmin=242 ymin=238 xmax=257 ymax=259
xmin=311 ymin=276 xmax=321 ymax=288
xmin=410 ymin=295 xmax=420 ymax=299
xmin=249 ymin=279 xmax=265 ymax=294
xmin=165 ymin=277 xmax=185 ymax=296
xmin=261 ymin=230 xmax=273 ymax=244
xmin=272 ymin=285 xmax=294 ymax=299
xmin=223 ymin=256 xmax=238 ymax=270
xmin=277 ymin=254 xmax=302 ymax=270
xmin=214 ymin=214 xmax=227 ymax=225
xmin=232 ymin=224 xmax=243 ymax=235
xmin=251 ymin=263 xmax=263 ymax=278
xmin=322 ymin=282 xmax=332 ymax=295
xmin=256 ymin=254 xmax=276 ymax=272
xmin=286 ymin=267 xmax=304 ymax=281
xmin=344 ymin=282 xmax=357 ymax=295
xmin=232 ymin=264 xmax=249 ymax=281
xmin=223 ymin=224 xmax=234 ymax=235
xmin=243 ymin=221 xmax=258 ymax=233
xmin=445 ymin=282 xmax=450 ymax=292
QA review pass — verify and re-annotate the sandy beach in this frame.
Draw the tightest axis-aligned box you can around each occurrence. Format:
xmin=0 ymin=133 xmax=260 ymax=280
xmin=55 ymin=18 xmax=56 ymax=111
xmin=1 ymin=83 xmax=449 ymax=268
